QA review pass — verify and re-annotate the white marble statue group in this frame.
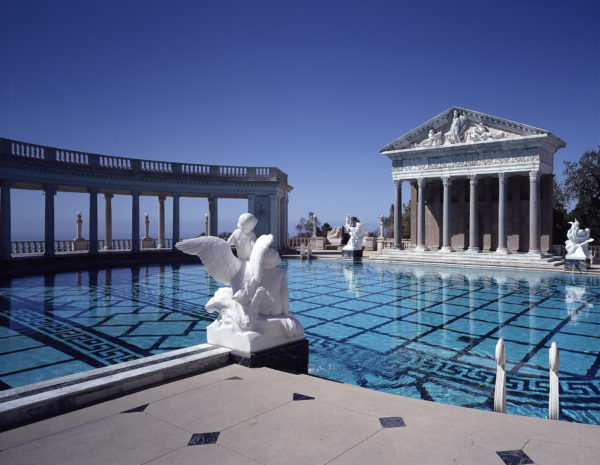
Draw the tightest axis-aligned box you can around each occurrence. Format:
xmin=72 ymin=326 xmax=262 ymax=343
xmin=416 ymin=110 xmax=506 ymax=148
xmin=176 ymin=213 xmax=303 ymax=352
xmin=342 ymin=214 xmax=365 ymax=251
xmin=565 ymin=219 xmax=594 ymax=260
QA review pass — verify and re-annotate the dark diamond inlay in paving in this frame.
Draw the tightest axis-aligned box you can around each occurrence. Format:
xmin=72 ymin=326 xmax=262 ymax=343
xmin=226 ymin=376 xmax=243 ymax=380
xmin=120 ymin=404 xmax=148 ymax=414
xmin=293 ymin=393 xmax=315 ymax=401
xmin=188 ymin=432 xmax=220 ymax=446
xmin=379 ymin=416 xmax=406 ymax=428
xmin=496 ymin=449 xmax=534 ymax=465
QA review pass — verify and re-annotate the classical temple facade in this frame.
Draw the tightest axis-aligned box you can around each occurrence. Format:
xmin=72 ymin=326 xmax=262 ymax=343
xmin=381 ymin=108 xmax=565 ymax=255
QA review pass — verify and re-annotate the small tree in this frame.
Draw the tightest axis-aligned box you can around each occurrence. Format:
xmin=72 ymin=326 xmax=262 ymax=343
xmin=552 ymin=179 xmax=570 ymax=243
xmin=401 ymin=202 xmax=411 ymax=239
xmin=564 ymin=147 xmax=600 ymax=235
xmin=294 ymin=212 xmax=321 ymax=237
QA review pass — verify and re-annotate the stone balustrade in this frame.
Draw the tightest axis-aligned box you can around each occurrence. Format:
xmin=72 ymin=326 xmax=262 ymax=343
xmin=1 ymin=138 xmax=287 ymax=183
xmin=10 ymin=238 xmax=174 ymax=255
xmin=288 ymin=237 xmax=311 ymax=248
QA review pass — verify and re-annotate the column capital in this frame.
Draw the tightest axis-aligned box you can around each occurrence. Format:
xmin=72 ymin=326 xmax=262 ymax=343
xmin=157 ymin=194 xmax=166 ymax=202
xmin=131 ymin=190 xmax=141 ymax=197
xmin=498 ymin=172 xmax=509 ymax=183
xmin=103 ymin=192 xmax=114 ymax=200
xmin=247 ymin=193 xmax=255 ymax=199
xmin=43 ymin=184 xmax=57 ymax=194
xmin=172 ymin=192 xmax=181 ymax=199
xmin=394 ymin=179 xmax=402 ymax=187
xmin=468 ymin=174 xmax=478 ymax=185
xmin=441 ymin=175 xmax=452 ymax=187
xmin=89 ymin=187 xmax=100 ymax=194
xmin=529 ymin=170 xmax=540 ymax=181
xmin=0 ymin=180 xmax=14 ymax=188
xmin=209 ymin=193 xmax=219 ymax=200
xmin=416 ymin=177 xmax=426 ymax=188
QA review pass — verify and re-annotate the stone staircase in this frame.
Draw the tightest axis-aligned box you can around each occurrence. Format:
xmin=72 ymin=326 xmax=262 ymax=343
xmin=369 ymin=248 xmax=565 ymax=270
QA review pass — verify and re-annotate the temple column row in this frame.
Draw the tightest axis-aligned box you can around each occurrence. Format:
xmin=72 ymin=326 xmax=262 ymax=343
xmin=404 ymin=170 xmax=541 ymax=254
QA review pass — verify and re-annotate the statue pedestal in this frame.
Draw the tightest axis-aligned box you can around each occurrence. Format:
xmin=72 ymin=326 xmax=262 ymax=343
xmin=73 ymin=238 xmax=87 ymax=251
xmin=229 ymin=339 xmax=309 ymax=374
xmin=310 ymin=237 xmax=325 ymax=250
xmin=341 ymin=248 xmax=362 ymax=260
xmin=141 ymin=237 xmax=154 ymax=249
xmin=362 ymin=237 xmax=376 ymax=251
xmin=565 ymin=258 xmax=590 ymax=271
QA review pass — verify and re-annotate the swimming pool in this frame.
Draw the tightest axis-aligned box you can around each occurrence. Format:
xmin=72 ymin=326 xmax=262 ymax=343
xmin=1 ymin=260 xmax=599 ymax=424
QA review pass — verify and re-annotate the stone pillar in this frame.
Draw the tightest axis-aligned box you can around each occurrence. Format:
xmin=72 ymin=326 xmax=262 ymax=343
xmin=311 ymin=213 xmax=317 ymax=237
xmin=528 ymin=170 xmax=541 ymax=255
xmin=269 ymin=193 xmax=278 ymax=247
xmin=467 ymin=174 xmax=480 ymax=253
xmin=89 ymin=188 xmax=98 ymax=254
xmin=393 ymin=180 xmax=402 ymax=248
xmin=75 ymin=212 xmax=83 ymax=240
xmin=496 ymin=172 xmax=510 ymax=254
xmin=284 ymin=194 xmax=289 ymax=248
xmin=131 ymin=191 xmax=140 ymax=252
xmin=103 ymin=193 xmax=114 ymax=250
xmin=172 ymin=193 xmax=180 ymax=249
xmin=0 ymin=181 xmax=12 ymax=260
xmin=157 ymin=195 xmax=166 ymax=248
xmin=247 ymin=194 xmax=255 ymax=215
xmin=441 ymin=176 xmax=453 ymax=252
xmin=205 ymin=213 xmax=210 ymax=236
xmin=44 ymin=185 xmax=56 ymax=257
xmin=415 ymin=178 xmax=428 ymax=251
xmin=208 ymin=194 xmax=218 ymax=237
xmin=379 ymin=214 xmax=384 ymax=238
xmin=73 ymin=211 xmax=87 ymax=251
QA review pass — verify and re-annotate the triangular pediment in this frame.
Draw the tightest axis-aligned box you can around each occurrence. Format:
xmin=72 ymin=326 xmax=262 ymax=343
xmin=380 ymin=107 xmax=555 ymax=153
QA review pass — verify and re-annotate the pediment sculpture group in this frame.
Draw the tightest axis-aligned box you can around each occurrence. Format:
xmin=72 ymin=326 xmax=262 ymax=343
xmin=415 ymin=110 xmax=508 ymax=148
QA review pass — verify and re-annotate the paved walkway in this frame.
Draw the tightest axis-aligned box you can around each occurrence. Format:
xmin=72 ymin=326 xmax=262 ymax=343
xmin=1 ymin=364 xmax=598 ymax=465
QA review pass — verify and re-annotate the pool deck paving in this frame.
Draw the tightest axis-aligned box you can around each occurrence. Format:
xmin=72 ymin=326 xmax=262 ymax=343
xmin=1 ymin=364 xmax=599 ymax=465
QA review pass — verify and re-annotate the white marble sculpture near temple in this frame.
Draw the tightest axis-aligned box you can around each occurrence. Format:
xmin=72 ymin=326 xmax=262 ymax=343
xmin=343 ymin=219 xmax=366 ymax=251
xmin=176 ymin=213 xmax=303 ymax=352
xmin=565 ymin=219 xmax=593 ymax=260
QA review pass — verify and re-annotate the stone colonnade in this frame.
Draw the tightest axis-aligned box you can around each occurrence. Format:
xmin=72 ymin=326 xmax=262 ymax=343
xmin=0 ymin=187 xmax=290 ymax=258
xmin=394 ymin=170 xmax=551 ymax=254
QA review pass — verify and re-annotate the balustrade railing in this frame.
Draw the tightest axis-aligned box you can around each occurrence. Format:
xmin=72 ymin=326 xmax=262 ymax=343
xmin=380 ymin=238 xmax=411 ymax=250
xmin=1 ymin=137 xmax=287 ymax=183
xmin=288 ymin=237 xmax=311 ymax=248
xmin=10 ymin=238 xmax=174 ymax=255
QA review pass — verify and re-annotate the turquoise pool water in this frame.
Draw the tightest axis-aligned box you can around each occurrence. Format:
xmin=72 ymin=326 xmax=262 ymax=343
xmin=1 ymin=259 xmax=599 ymax=424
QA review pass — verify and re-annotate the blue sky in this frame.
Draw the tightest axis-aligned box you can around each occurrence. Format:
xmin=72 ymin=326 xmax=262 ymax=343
xmin=1 ymin=0 xmax=598 ymax=240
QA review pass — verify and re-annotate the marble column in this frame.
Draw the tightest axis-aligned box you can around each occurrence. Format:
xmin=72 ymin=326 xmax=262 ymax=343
xmin=205 ymin=213 xmax=210 ymax=236
xmin=0 ymin=181 xmax=12 ymax=260
xmin=467 ymin=174 xmax=480 ymax=253
xmin=208 ymin=194 xmax=219 ymax=237
xmin=103 ymin=192 xmax=114 ymax=250
xmin=269 ymin=193 xmax=278 ymax=247
xmin=496 ymin=173 xmax=510 ymax=254
xmin=528 ymin=170 xmax=541 ymax=255
xmin=394 ymin=180 xmax=403 ymax=249
xmin=157 ymin=195 xmax=166 ymax=248
xmin=89 ymin=188 xmax=98 ymax=254
xmin=44 ymin=185 xmax=56 ymax=257
xmin=131 ymin=191 xmax=140 ymax=252
xmin=440 ymin=176 xmax=454 ymax=252
xmin=284 ymin=194 xmax=289 ymax=248
xmin=415 ymin=178 xmax=428 ymax=251
xmin=247 ymin=194 xmax=255 ymax=216
xmin=172 ymin=193 xmax=180 ymax=249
